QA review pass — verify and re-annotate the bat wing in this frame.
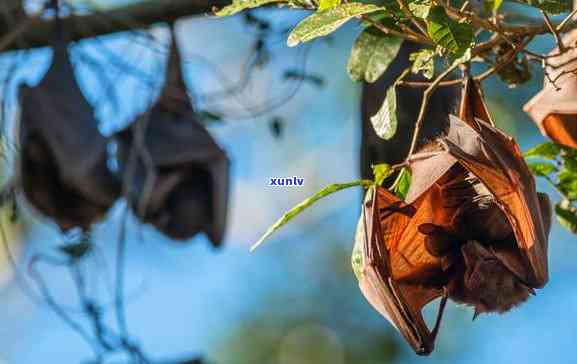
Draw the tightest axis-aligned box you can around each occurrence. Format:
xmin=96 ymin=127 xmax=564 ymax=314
xmin=459 ymin=77 xmax=494 ymax=128
xmin=358 ymin=186 xmax=445 ymax=355
xmin=406 ymin=80 xmax=493 ymax=204
xmin=405 ymin=117 xmax=483 ymax=204
xmin=442 ymin=115 xmax=550 ymax=287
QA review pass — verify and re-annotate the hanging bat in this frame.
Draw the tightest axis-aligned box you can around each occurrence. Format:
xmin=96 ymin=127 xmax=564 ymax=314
xmin=524 ymin=29 xmax=577 ymax=149
xmin=115 ymin=32 xmax=230 ymax=247
xmin=17 ymin=40 xmax=120 ymax=231
xmin=354 ymin=115 xmax=552 ymax=355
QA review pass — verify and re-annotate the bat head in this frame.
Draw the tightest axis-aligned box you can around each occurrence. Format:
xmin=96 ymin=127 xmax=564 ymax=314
xmin=454 ymin=240 xmax=533 ymax=315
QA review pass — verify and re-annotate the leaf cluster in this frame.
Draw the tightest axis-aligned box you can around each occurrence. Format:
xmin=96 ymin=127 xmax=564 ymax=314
xmin=525 ymin=142 xmax=577 ymax=234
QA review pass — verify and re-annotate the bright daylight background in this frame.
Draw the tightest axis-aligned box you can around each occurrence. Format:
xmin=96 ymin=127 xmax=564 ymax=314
xmin=0 ymin=1 xmax=575 ymax=363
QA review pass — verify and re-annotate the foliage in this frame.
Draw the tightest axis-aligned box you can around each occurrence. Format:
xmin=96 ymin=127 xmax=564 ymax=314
xmin=370 ymin=85 xmax=398 ymax=140
xmin=409 ymin=49 xmax=435 ymax=79
xmin=348 ymin=28 xmax=403 ymax=83
xmin=525 ymin=143 xmax=577 ymax=234
xmin=319 ymin=0 xmax=341 ymax=10
xmin=556 ymin=199 xmax=577 ymax=233
xmin=372 ymin=163 xmax=394 ymax=186
xmin=214 ymin=0 xmax=284 ymax=16
xmin=391 ymin=167 xmax=411 ymax=199
xmin=426 ymin=6 xmax=473 ymax=56
xmin=287 ymin=3 xmax=383 ymax=47
xmin=251 ymin=180 xmax=373 ymax=251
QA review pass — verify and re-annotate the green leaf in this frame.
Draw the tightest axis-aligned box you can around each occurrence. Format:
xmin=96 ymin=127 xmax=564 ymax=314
xmin=352 ymin=188 xmax=376 ymax=279
xmin=524 ymin=142 xmax=561 ymax=160
xmin=370 ymin=86 xmax=397 ymax=140
xmin=251 ymin=179 xmax=373 ymax=251
xmin=214 ymin=0 xmax=283 ymax=16
xmin=392 ymin=167 xmax=411 ymax=199
xmin=319 ymin=0 xmax=341 ymax=10
xmin=555 ymin=199 xmax=577 ymax=234
xmin=372 ymin=163 xmax=393 ymax=186
xmin=351 ymin=213 xmax=366 ymax=280
xmin=527 ymin=161 xmax=557 ymax=177
xmin=426 ymin=6 xmax=474 ymax=55
xmin=347 ymin=28 xmax=403 ymax=83
xmin=561 ymin=146 xmax=577 ymax=172
xmin=558 ymin=169 xmax=577 ymax=201
xmin=409 ymin=0 xmax=431 ymax=18
xmin=409 ymin=49 xmax=435 ymax=79
xmin=514 ymin=0 xmax=571 ymax=14
xmin=287 ymin=3 xmax=383 ymax=47
xmin=484 ymin=0 xmax=503 ymax=12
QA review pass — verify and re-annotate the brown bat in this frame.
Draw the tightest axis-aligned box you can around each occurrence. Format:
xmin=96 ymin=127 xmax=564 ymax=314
xmin=354 ymin=115 xmax=552 ymax=355
xmin=17 ymin=34 xmax=120 ymax=231
xmin=115 ymin=32 xmax=230 ymax=247
xmin=524 ymin=29 xmax=577 ymax=149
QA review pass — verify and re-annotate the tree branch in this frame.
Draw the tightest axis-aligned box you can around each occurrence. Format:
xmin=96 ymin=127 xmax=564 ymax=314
xmin=0 ymin=0 xmax=229 ymax=52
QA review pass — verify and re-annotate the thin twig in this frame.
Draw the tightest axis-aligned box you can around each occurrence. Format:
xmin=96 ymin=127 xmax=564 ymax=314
xmin=115 ymin=207 xmax=130 ymax=339
xmin=396 ymin=0 xmax=428 ymax=37
xmin=541 ymin=10 xmax=565 ymax=51
xmin=398 ymin=77 xmax=464 ymax=87
xmin=361 ymin=15 xmax=433 ymax=45
xmin=557 ymin=7 xmax=577 ymax=33
xmin=474 ymin=36 xmax=533 ymax=82
xmin=406 ymin=60 xmax=463 ymax=159
xmin=0 ymin=16 xmax=35 ymax=53
xmin=28 ymin=256 xmax=103 ymax=358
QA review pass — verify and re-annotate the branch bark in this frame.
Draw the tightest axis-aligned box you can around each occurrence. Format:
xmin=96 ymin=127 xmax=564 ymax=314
xmin=0 ymin=0 xmax=229 ymax=51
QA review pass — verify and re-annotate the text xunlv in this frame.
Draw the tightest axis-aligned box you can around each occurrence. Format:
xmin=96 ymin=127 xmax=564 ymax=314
xmin=269 ymin=177 xmax=305 ymax=187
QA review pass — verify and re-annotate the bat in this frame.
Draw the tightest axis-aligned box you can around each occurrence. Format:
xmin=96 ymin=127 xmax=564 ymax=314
xmin=524 ymin=29 xmax=577 ymax=149
xmin=354 ymin=115 xmax=552 ymax=355
xmin=115 ymin=33 xmax=230 ymax=247
xmin=17 ymin=39 xmax=120 ymax=231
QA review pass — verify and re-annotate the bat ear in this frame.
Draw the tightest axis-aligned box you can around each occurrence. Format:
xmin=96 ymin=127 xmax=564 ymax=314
xmin=115 ymin=27 xmax=230 ymax=247
xmin=17 ymin=31 xmax=120 ymax=231
xmin=524 ymin=29 xmax=577 ymax=149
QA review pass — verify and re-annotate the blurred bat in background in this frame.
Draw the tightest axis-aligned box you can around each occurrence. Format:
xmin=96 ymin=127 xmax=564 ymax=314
xmin=17 ymin=28 xmax=120 ymax=231
xmin=115 ymin=29 xmax=229 ymax=247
